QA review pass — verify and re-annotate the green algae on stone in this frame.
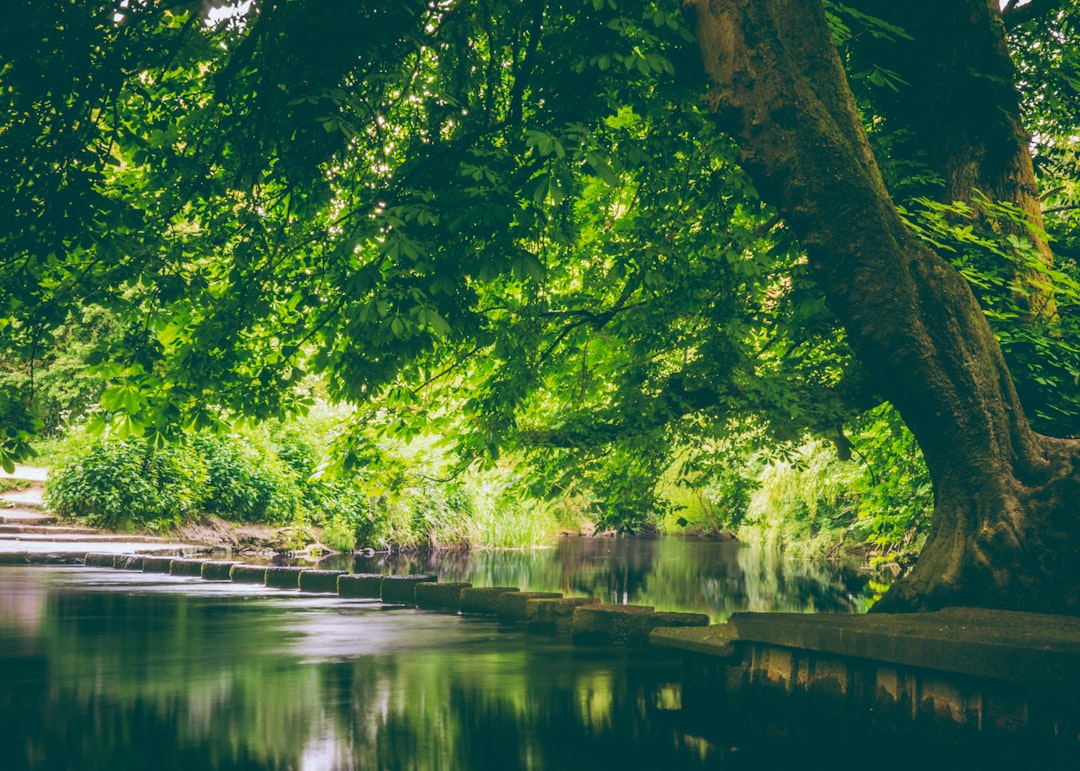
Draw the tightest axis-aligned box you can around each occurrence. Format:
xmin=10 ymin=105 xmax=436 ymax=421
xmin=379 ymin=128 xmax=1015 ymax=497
xmin=170 ymin=558 xmax=207 ymax=577
xmin=459 ymin=586 xmax=519 ymax=615
xmin=338 ymin=573 xmax=385 ymax=599
xmin=265 ymin=566 xmax=304 ymax=589
xmin=201 ymin=561 xmax=238 ymax=581
xmin=381 ymin=574 xmax=437 ymax=604
xmin=497 ymin=591 xmax=563 ymax=623
xmin=571 ymin=604 xmax=656 ymax=645
xmin=415 ymin=582 xmax=473 ymax=610
xmin=299 ymin=570 xmax=345 ymax=593
xmin=141 ymin=556 xmax=174 ymax=574
xmin=230 ymin=564 xmax=269 ymax=583
xmin=526 ymin=597 xmax=599 ymax=634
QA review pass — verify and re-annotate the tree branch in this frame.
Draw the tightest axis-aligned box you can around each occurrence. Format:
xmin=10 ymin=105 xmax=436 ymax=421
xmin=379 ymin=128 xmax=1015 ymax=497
xmin=1002 ymin=0 xmax=1065 ymax=30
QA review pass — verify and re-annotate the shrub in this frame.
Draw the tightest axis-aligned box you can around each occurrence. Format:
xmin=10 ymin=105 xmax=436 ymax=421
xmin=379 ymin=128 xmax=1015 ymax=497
xmin=192 ymin=433 xmax=298 ymax=523
xmin=47 ymin=436 xmax=207 ymax=531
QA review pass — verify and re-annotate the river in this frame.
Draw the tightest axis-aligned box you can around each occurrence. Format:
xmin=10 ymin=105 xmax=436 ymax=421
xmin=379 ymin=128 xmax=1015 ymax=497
xmin=0 ymin=536 xmax=875 ymax=769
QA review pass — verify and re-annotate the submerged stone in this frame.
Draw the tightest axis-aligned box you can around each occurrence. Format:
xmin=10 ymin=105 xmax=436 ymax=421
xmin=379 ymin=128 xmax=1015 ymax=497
xmin=299 ymin=570 xmax=345 ymax=593
xmin=497 ymin=591 xmax=563 ymax=623
xmin=230 ymin=564 xmax=269 ymax=584
xmin=381 ymin=574 xmax=437 ymax=604
xmin=337 ymin=573 xmax=384 ymax=599
xmin=265 ymin=566 xmax=304 ymax=589
xmin=459 ymin=586 xmax=519 ymax=615
xmin=415 ymin=582 xmax=472 ymax=610
xmin=526 ymin=597 xmax=599 ymax=634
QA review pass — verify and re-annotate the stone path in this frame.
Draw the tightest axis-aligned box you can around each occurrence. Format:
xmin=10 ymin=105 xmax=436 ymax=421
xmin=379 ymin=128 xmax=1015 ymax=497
xmin=0 ymin=466 xmax=204 ymax=560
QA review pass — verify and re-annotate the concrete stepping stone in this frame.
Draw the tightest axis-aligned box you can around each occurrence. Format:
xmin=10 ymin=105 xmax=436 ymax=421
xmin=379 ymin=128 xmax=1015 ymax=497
xmin=498 ymin=591 xmax=563 ymax=623
xmin=230 ymin=565 xmax=268 ymax=583
xmin=299 ymin=570 xmax=345 ymax=593
xmin=201 ymin=561 xmax=238 ymax=581
xmin=141 ymin=555 xmax=175 ymax=574
xmin=170 ymin=558 xmax=207 ymax=577
xmin=381 ymin=574 xmax=437 ymax=604
xmin=526 ymin=597 xmax=599 ymax=633
xmin=415 ymin=582 xmax=472 ymax=610
xmin=337 ymin=573 xmax=385 ymax=599
xmin=265 ymin=566 xmax=304 ymax=589
xmin=459 ymin=586 xmax=519 ymax=614
xmin=571 ymin=604 xmax=656 ymax=645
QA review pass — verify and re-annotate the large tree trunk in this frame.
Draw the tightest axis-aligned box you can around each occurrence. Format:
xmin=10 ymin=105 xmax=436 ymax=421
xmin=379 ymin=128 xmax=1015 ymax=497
xmin=849 ymin=0 xmax=1056 ymax=320
xmin=687 ymin=0 xmax=1080 ymax=614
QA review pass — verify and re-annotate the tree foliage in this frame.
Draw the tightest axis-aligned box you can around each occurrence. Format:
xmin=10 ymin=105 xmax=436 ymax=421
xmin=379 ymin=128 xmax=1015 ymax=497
xmin=2 ymin=1 xmax=1079 ymax=584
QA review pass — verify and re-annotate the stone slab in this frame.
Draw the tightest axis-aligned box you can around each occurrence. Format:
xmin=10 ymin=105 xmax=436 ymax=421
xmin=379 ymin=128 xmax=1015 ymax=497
xmin=415 ymin=582 xmax=472 ymax=610
xmin=170 ymin=558 xmax=207 ymax=577
xmin=649 ymin=624 xmax=740 ymax=656
xmin=231 ymin=564 xmax=268 ymax=584
xmin=526 ymin=597 xmax=599 ymax=633
xmin=497 ymin=591 xmax=563 ymax=622
xmin=380 ymin=574 xmax=437 ymax=604
xmin=265 ymin=566 xmax=304 ymax=589
xmin=337 ymin=573 xmax=384 ymax=599
xmin=572 ymin=604 xmax=655 ymax=645
xmin=84 ymin=552 xmax=117 ymax=567
xmin=201 ymin=561 xmax=237 ymax=581
xmin=459 ymin=587 xmax=519 ymax=615
xmin=116 ymin=554 xmax=144 ymax=570
xmin=726 ymin=608 xmax=1080 ymax=687
xmin=299 ymin=570 xmax=345 ymax=593
xmin=141 ymin=555 xmax=174 ymax=574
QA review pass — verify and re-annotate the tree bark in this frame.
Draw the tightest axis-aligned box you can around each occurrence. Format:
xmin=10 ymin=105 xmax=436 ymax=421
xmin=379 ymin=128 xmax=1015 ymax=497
xmin=686 ymin=0 xmax=1080 ymax=614
xmin=850 ymin=0 xmax=1057 ymax=320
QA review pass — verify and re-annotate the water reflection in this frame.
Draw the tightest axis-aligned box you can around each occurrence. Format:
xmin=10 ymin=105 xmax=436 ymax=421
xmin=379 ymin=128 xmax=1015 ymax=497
xmin=0 ymin=568 xmax=725 ymax=770
xmin=321 ymin=536 xmax=876 ymax=620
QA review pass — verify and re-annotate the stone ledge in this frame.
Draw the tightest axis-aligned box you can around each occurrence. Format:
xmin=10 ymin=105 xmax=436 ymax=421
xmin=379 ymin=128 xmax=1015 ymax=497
xmin=651 ymin=608 xmax=1080 ymax=688
xmin=649 ymin=624 xmax=740 ymax=656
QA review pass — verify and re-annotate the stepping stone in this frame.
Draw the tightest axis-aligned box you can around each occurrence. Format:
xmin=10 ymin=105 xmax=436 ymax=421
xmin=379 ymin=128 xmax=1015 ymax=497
xmin=415 ymin=582 xmax=472 ymax=610
xmin=299 ymin=570 xmax=345 ymax=593
xmin=142 ymin=556 xmax=174 ymax=574
xmin=526 ymin=597 xmax=599 ymax=634
xmin=337 ymin=573 xmax=385 ymax=599
xmin=201 ymin=561 xmax=238 ymax=581
xmin=498 ymin=591 xmax=563 ymax=623
xmin=380 ymin=574 xmax=437 ymax=604
xmin=170 ymin=558 xmax=207 ymax=577
xmin=265 ymin=566 xmax=304 ymax=589
xmin=459 ymin=587 xmax=519 ymax=615
xmin=571 ymin=604 xmax=656 ymax=645
xmin=231 ymin=564 xmax=269 ymax=584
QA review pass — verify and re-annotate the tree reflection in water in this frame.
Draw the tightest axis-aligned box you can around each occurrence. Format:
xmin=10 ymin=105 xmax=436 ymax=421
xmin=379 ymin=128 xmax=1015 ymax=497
xmin=0 ymin=543 xmax=876 ymax=769
xmin=335 ymin=536 xmax=876 ymax=620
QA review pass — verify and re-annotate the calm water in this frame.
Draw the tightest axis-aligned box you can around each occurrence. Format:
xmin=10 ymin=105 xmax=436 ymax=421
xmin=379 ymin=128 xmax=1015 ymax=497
xmin=0 ymin=538 xmax=876 ymax=770
xmin=324 ymin=536 xmax=875 ymax=621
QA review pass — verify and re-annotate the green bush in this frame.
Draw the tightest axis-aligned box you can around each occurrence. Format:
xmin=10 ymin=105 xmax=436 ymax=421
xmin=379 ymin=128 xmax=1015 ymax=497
xmin=47 ymin=436 xmax=208 ymax=531
xmin=192 ymin=433 xmax=298 ymax=523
